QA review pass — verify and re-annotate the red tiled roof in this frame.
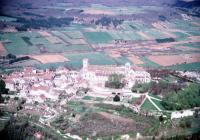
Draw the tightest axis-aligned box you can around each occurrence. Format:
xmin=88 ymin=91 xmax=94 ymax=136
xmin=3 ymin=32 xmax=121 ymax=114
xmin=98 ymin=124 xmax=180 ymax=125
xmin=32 ymin=86 xmax=49 ymax=91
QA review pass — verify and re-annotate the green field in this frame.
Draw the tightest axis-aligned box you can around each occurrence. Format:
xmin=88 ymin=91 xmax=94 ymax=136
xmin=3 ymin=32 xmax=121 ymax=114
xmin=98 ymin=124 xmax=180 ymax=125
xmin=83 ymin=32 xmax=113 ymax=44
xmin=176 ymin=42 xmax=200 ymax=49
xmin=0 ymin=16 xmax=17 ymax=22
xmin=173 ymin=31 xmax=189 ymax=41
xmin=51 ymin=31 xmax=72 ymax=43
xmin=172 ymin=19 xmax=199 ymax=32
xmin=143 ymin=29 xmax=167 ymax=39
xmin=187 ymin=31 xmax=200 ymax=36
xmin=63 ymin=31 xmax=84 ymax=39
xmin=64 ymin=52 xmax=116 ymax=69
xmin=2 ymin=33 xmax=41 ymax=55
xmin=35 ymin=62 xmax=68 ymax=69
xmin=114 ymin=56 xmax=132 ymax=65
xmin=109 ymin=31 xmax=142 ymax=41
xmin=0 ymin=31 xmax=94 ymax=55
xmin=44 ymin=44 xmax=92 ymax=53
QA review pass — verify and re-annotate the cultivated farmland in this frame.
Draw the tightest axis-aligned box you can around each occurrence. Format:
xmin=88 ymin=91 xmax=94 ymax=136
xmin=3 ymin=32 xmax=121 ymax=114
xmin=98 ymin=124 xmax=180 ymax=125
xmin=148 ymin=54 xmax=200 ymax=66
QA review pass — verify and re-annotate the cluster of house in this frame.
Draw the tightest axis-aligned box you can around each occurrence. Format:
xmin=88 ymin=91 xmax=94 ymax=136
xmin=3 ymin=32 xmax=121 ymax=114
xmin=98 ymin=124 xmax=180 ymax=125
xmin=2 ymin=59 xmax=151 ymax=104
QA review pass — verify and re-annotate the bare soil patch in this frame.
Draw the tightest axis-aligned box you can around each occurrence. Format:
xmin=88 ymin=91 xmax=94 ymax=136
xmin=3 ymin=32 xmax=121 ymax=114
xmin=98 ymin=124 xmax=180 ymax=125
xmin=30 ymin=54 xmax=69 ymax=64
xmin=0 ymin=42 xmax=7 ymax=55
xmin=128 ymin=55 xmax=144 ymax=65
xmin=38 ymin=31 xmax=51 ymax=37
xmin=107 ymin=50 xmax=121 ymax=58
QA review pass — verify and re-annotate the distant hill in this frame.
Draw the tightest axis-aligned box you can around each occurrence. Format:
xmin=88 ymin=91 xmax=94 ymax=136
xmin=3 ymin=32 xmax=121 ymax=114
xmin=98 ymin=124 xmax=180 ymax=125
xmin=174 ymin=0 xmax=200 ymax=8
xmin=0 ymin=0 xmax=177 ymax=7
xmin=1 ymin=0 xmax=199 ymax=8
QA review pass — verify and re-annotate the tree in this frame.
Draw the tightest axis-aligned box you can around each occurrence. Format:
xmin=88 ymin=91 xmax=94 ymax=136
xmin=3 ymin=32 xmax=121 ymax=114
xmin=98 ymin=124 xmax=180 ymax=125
xmin=113 ymin=95 xmax=120 ymax=102
xmin=105 ymin=74 xmax=125 ymax=89
xmin=131 ymin=82 xmax=150 ymax=93
xmin=159 ymin=115 xmax=164 ymax=123
xmin=161 ymin=84 xmax=200 ymax=110
xmin=6 ymin=53 xmax=16 ymax=59
xmin=0 ymin=79 xmax=9 ymax=103
xmin=179 ymin=118 xmax=192 ymax=128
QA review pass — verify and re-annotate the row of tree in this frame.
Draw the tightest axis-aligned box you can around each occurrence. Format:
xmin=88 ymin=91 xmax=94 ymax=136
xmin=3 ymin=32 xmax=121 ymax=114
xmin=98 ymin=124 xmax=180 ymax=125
xmin=95 ymin=17 xmax=123 ymax=27
xmin=16 ymin=17 xmax=74 ymax=31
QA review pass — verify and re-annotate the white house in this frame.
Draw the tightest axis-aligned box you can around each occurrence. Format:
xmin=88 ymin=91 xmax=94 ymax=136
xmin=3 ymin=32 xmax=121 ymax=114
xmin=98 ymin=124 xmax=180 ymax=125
xmin=171 ymin=110 xmax=194 ymax=120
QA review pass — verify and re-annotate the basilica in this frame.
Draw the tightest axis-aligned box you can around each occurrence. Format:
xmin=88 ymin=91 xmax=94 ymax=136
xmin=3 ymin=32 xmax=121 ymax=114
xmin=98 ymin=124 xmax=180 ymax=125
xmin=81 ymin=58 xmax=151 ymax=88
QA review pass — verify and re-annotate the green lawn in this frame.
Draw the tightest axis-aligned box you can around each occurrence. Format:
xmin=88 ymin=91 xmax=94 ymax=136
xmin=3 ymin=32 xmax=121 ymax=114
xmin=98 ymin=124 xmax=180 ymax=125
xmin=151 ymin=98 xmax=165 ymax=110
xmin=140 ymin=98 xmax=158 ymax=111
xmin=83 ymin=32 xmax=113 ymax=44
xmin=148 ymin=94 xmax=162 ymax=100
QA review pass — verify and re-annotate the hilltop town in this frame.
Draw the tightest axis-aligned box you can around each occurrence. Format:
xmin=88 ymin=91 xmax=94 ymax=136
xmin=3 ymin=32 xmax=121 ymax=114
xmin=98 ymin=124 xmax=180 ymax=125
xmin=1 ymin=59 xmax=200 ymax=139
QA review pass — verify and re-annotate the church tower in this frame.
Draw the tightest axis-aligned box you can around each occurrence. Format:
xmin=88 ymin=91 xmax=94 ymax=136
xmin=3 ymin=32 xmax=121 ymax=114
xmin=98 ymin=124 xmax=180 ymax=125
xmin=83 ymin=58 xmax=89 ymax=72
xmin=125 ymin=62 xmax=131 ymax=75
